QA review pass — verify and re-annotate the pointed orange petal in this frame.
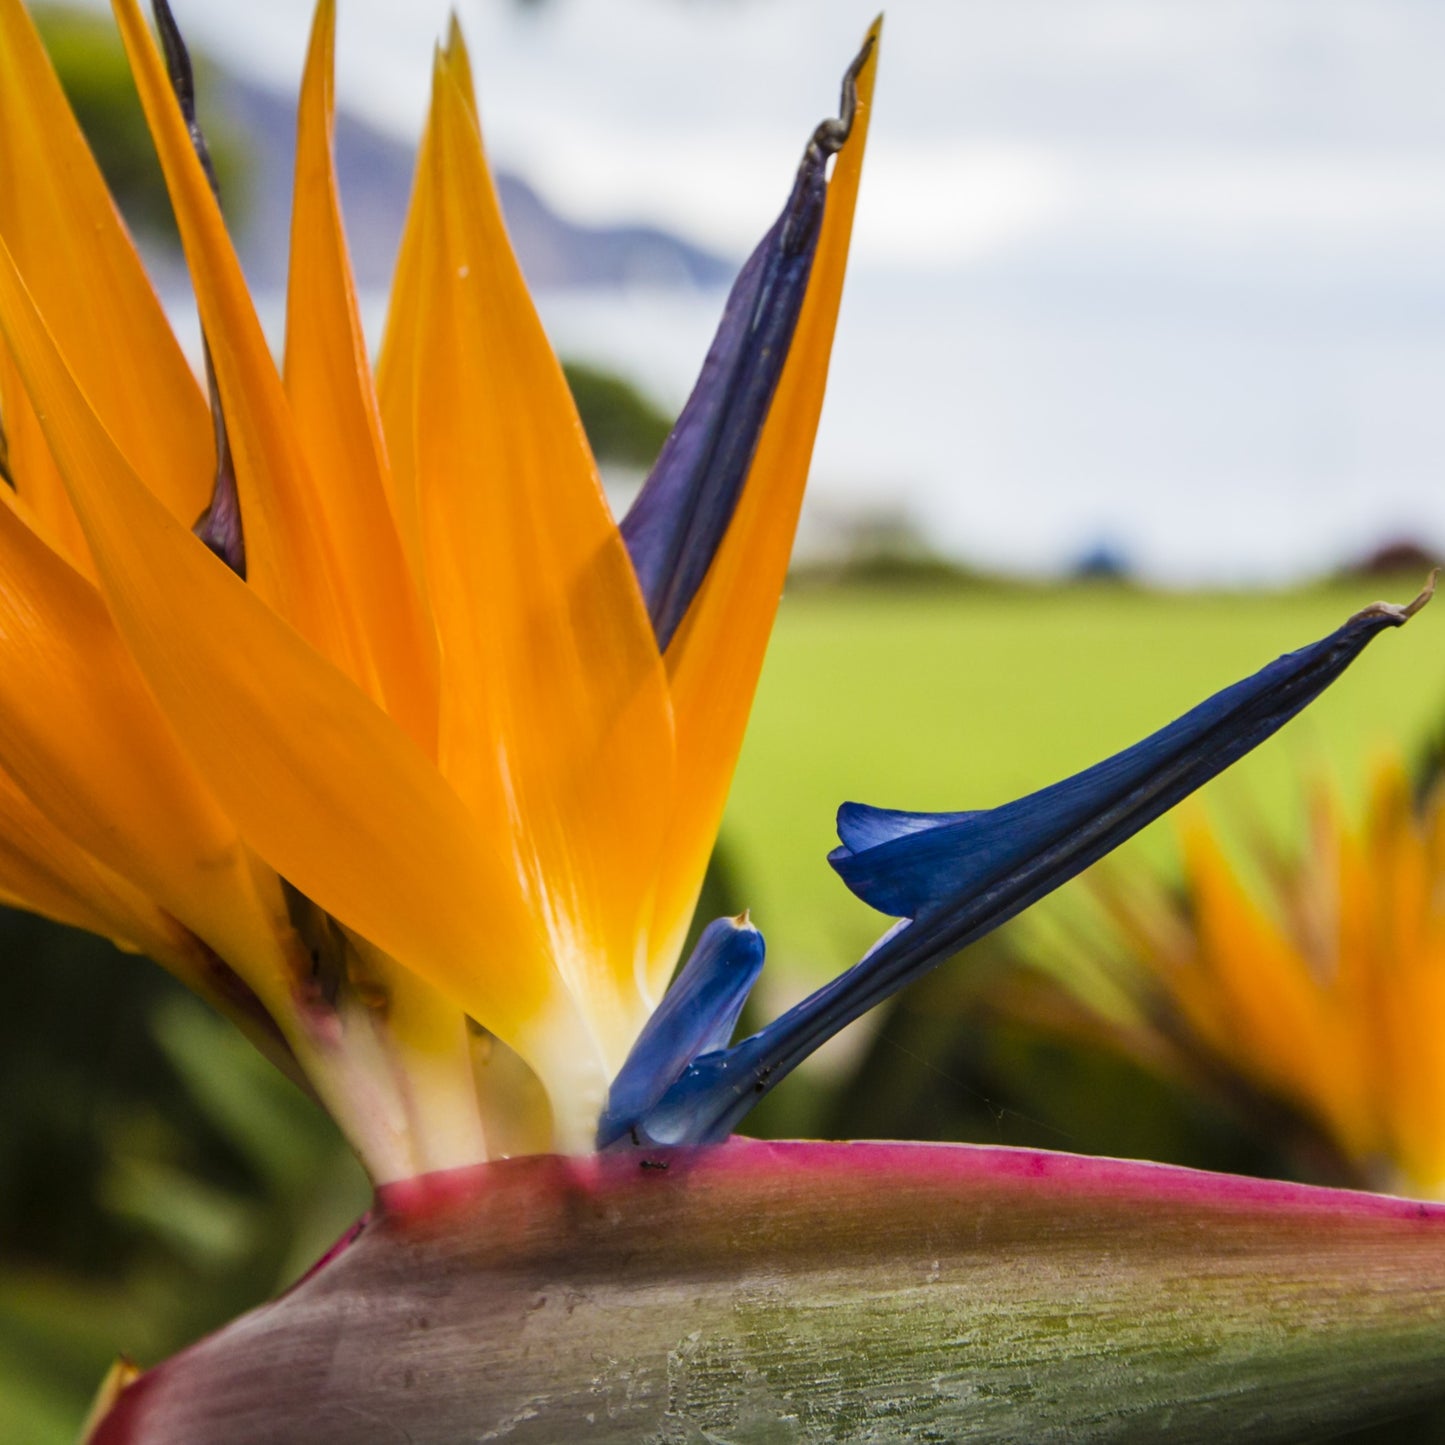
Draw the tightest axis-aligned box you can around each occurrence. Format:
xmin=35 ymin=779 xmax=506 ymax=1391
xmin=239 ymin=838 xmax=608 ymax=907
xmin=110 ymin=0 xmax=372 ymax=692
xmin=0 ymin=228 xmax=562 ymax=1059
xmin=371 ymin=166 xmax=426 ymax=582
xmin=373 ymin=23 xmax=478 ymax=592
xmin=443 ymin=14 xmax=480 ymax=118
xmin=0 ymin=0 xmax=211 ymax=526
xmin=375 ymin=124 xmax=436 ymax=579
xmin=0 ymin=479 xmax=294 ymax=980
xmin=0 ymin=341 xmax=90 ymax=567
xmin=0 ymin=762 xmax=180 ymax=953
xmin=412 ymin=49 xmax=674 ymax=1060
xmin=649 ymin=21 xmax=879 ymax=980
xmin=284 ymin=0 xmax=438 ymax=753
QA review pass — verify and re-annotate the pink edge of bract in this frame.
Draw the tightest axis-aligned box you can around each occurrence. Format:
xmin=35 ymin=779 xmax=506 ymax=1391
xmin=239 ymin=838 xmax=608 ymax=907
xmin=372 ymin=1136 xmax=1445 ymax=1225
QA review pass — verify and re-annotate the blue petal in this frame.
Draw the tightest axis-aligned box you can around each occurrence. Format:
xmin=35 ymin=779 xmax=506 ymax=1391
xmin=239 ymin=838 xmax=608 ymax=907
xmin=829 ymin=599 xmax=1426 ymax=920
xmin=621 ymin=38 xmax=872 ymax=651
xmin=624 ymin=589 xmax=1430 ymax=1146
xmin=596 ymin=915 xmax=764 ymax=1149
xmin=835 ymin=801 xmax=978 ymax=854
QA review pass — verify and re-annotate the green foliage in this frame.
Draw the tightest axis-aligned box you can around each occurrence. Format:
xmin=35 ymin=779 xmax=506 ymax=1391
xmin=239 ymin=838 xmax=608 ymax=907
xmin=562 ymin=359 xmax=672 ymax=470
xmin=0 ymin=916 xmax=367 ymax=1444
xmin=33 ymin=3 xmax=250 ymax=244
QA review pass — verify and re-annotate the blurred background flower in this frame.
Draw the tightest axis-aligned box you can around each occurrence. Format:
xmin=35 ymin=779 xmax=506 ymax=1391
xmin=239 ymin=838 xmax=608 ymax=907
xmin=6 ymin=2 xmax=1445 ymax=1440
xmin=949 ymin=757 xmax=1445 ymax=1204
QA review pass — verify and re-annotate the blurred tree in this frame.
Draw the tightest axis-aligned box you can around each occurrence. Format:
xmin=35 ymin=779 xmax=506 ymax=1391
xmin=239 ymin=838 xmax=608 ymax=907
xmin=0 ymin=911 xmax=367 ymax=1445
xmin=562 ymin=359 xmax=672 ymax=471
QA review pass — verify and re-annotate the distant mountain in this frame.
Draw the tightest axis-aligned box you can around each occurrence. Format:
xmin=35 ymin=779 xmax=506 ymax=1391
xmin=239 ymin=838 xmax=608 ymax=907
xmin=216 ymin=72 xmax=734 ymax=294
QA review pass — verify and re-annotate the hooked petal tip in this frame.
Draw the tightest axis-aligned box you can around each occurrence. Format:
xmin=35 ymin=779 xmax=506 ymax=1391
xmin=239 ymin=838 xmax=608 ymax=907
xmin=807 ymin=27 xmax=877 ymax=164
xmin=1354 ymin=566 xmax=1438 ymax=625
xmin=622 ymin=22 xmax=878 ymax=651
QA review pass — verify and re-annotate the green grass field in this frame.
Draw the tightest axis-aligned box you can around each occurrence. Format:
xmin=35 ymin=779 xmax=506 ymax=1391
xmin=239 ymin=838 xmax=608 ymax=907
xmin=721 ymin=579 xmax=1445 ymax=995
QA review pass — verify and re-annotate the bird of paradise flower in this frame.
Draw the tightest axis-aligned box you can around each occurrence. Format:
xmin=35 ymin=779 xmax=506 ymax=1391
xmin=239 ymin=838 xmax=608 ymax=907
xmin=0 ymin=1 xmax=1444 ymax=1440
xmin=999 ymin=758 xmax=1445 ymax=1203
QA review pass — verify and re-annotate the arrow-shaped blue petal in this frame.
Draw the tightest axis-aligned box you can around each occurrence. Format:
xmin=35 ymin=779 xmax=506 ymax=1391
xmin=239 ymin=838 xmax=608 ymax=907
xmin=631 ymin=584 xmax=1432 ymax=1146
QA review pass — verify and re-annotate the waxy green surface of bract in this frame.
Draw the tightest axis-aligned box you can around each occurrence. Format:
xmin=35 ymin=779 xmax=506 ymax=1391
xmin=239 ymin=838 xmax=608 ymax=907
xmin=95 ymin=1139 xmax=1445 ymax=1443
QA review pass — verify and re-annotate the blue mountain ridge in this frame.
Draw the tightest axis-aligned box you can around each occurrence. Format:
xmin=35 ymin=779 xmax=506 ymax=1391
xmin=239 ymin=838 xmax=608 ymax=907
xmin=214 ymin=68 xmax=735 ymax=295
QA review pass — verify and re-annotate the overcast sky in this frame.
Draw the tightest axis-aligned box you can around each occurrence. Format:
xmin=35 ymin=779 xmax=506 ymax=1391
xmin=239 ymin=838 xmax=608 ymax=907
xmin=74 ymin=0 xmax=1445 ymax=275
xmin=64 ymin=0 xmax=1445 ymax=579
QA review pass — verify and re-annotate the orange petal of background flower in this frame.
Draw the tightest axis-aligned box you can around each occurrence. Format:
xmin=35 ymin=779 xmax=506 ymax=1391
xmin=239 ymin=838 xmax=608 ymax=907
xmin=1183 ymin=817 xmax=1376 ymax=1162
xmin=1361 ymin=760 xmax=1445 ymax=1191
xmin=410 ymin=50 xmax=675 ymax=1064
xmin=0 ymin=0 xmax=212 ymax=533
xmin=284 ymin=0 xmax=439 ymax=755
xmin=647 ymin=20 xmax=879 ymax=984
xmin=0 ymin=232 xmax=564 ymax=1059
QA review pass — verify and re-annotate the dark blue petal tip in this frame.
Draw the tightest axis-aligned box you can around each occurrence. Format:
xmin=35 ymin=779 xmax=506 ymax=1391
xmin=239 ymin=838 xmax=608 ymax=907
xmin=597 ymin=914 xmax=765 ymax=1150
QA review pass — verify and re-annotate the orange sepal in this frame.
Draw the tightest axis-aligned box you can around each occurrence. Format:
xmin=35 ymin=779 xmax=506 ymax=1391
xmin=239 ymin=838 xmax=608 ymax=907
xmin=0 ymin=468 xmax=293 ymax=982
xmin=0 ymin=227 xmax=564 ymax=1061
xmin=0 ymin=0 xmax=211 ymax=535
xmin=410 ymin=48 xmax=675 ymax=1060
xmin=109 ymin=0 xmax=374 ymax=694
xmin=284 ymin=0 xmax=439 ymax=753
xmin=648 ymin=19 xmax=880 ymax=982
